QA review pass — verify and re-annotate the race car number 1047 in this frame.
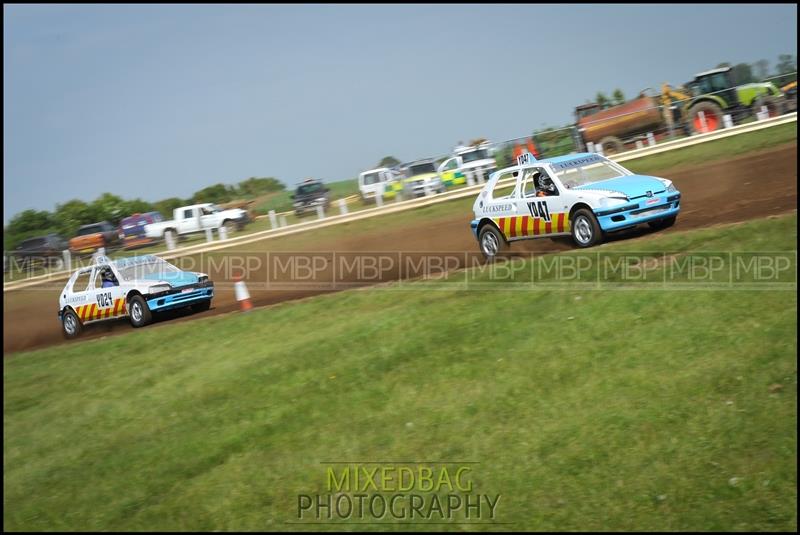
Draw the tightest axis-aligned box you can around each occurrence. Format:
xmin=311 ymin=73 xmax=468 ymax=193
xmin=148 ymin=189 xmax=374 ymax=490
xmin=96 ymin=291 xmax=113 ymax=308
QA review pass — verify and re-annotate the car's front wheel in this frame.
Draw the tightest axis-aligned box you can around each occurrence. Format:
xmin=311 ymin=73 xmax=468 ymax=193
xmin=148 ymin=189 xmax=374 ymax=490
xmin=571 ymin=209 xmax=603 ymax=248
xmin=62 ymin=308 xmax=82 ymax=339
xmin=128 ymin=295 xmax=152 ymax=328
xmin=478 ymin=224 xmax=509 ymax=260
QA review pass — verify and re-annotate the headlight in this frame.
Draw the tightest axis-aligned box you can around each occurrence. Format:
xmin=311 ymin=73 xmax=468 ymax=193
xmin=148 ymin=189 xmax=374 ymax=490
xmin=149 ymin=284 xmax=171 ymax=293
xmin=667 ymin=183 xmax=677 ymax=193
xmin=599 ymin=197 xmax=628 ymax=208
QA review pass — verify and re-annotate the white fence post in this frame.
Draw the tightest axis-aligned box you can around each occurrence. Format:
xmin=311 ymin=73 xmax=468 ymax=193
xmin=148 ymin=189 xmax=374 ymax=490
xmin=595 ymin=144 xmax=604 ymax=156
xmin=477 ymin=168 xmax=485 ymax=184
xmin=423 ymin=182 xmax=432 ymax=197
xmin=62 ymin=250 xmax=71 ymax=272
xmin=586 ymin=141 xmax=595 ymax=153
xmin=165 ymin=232 xmax=176 ymax=251
xmin=279 ymin=215 xmax=288 ymax=227
xmin=316 ymin=204 xmax=325 ymax=220
xmin=338 ymin=198 xmax=348 ymax=215
xmin=465 ymin=170 xmax=475 ymax=187
xmin=646 ymin=132 xmax=656 ymax=147
xmin=635 ymin=140 xmax=644 ymax=150
xmin=205 ymin=228 xmax=214 ymax=242
xmin=218 ymin=225 xmax=228 ymax=241
xmin=757 ymin=106 xmax=769 ymax=121
xmin=723 ymin=114 xmax=734 ymax=129
xmin=268 ymin=210 xmax=278 ymax=229
xmin=698 ymin=111 xmax=708 ymax=133
xmin=376 ymin=184 xmax=384 ymax=207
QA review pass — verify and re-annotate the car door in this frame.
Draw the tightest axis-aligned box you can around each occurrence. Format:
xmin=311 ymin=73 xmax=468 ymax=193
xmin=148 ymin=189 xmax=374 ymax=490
xmin=66 ymin=267 xmax=95 ymax=322
xmin=438 ymin=157 xmax=460 ymax=187
xmin=178 ymin=208 xmax=196 ymax=234
xmin=87 ymin=265 xmax=127 ymax=322
xmin=513 ymin=166 xmax=571 ymax=238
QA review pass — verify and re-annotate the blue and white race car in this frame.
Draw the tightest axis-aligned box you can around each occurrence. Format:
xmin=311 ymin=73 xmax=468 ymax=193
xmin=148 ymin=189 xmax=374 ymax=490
xmin=58 ymin=254 xmax=214 ymax=339
xmin=470 ymin=152 xmax=681 ymax=258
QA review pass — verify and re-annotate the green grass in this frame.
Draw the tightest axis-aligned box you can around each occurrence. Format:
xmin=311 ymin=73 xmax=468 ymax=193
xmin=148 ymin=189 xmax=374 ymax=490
xmin=4 ymin=213 xmax=797 ymax=531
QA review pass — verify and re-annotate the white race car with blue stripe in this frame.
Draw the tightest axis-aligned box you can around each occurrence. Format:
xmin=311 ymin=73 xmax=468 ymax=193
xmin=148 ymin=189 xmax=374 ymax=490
xmin=58 ymin=254 xmax=214 ymax=339
xmin=470 ymin=152 xmax=681 ymax=258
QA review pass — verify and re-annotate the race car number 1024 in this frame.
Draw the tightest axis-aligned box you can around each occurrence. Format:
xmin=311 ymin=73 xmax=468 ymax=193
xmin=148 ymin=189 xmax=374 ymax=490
xmin=96 ymin=291 xmax=113 ymax=308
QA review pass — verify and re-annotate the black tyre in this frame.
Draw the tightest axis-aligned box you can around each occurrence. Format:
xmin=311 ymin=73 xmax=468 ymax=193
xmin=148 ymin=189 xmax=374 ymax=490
xmin=128 ymin=295 xmax=152 ymax=328
xmin=648 ymin=216 xmax=677 ymax=230
xmin=688 ymin=101 xmax=724 ymax=134
xmin=164 ymin=229 xmax=177 ymax=242
xmin=598 ymin=136 xmax=625 ymax=155
xmin=478 ymin=224 xmax=509 ymax=260
xmin=61 ymin=308 xmax=82 ymax=339
xmin=571 ymin=208 xmax=603 ymax=248
xmin=192 ymin=300 xmax=211 ymax=313
xmin=223 ymin=219 xmax=237 ymax=236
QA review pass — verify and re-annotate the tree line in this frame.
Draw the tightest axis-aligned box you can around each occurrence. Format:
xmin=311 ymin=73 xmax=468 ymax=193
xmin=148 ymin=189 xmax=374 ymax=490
xmin=4 ymin=176 xmax=285 ymax=250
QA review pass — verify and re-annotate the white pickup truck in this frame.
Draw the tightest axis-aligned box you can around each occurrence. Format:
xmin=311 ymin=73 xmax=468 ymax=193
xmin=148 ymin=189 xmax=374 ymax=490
xmin=144 ymin=203 xmax=249 ymax=241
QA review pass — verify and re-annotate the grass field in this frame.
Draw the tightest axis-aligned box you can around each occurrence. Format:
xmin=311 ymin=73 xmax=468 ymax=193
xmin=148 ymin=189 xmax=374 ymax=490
xmin=4 ymin=213 xmax=797 ymax=531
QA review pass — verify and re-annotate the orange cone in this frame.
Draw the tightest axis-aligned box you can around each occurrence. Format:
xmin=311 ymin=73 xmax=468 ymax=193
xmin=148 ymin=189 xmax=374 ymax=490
xmin=233 ymin=275 xmax=253 ymax=312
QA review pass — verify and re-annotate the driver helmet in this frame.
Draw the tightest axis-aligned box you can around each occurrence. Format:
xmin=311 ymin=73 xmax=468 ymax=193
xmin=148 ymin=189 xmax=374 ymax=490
xmin=537 ymin=171 xmax=556 ymax=193
xmin=101 ymin=268 xmax=115 ymax=284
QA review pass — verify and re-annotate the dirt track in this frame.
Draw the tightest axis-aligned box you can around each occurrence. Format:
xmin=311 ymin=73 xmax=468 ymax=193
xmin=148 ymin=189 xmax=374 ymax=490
xmin=4 ymin=143 xmax=797 ymax=354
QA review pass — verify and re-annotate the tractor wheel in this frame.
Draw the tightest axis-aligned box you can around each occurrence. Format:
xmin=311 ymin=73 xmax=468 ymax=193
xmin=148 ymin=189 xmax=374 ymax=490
xmin=598 ymin=136 xmax=626 ymax=155
xmin=752 ymin=95 xmax=785 ymax=119
xmin=688 ymin=101 xmax=724 ymax=134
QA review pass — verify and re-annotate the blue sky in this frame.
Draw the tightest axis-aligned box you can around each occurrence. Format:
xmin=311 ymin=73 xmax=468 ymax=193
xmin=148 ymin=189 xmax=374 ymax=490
xmin=3 ymin=4 xmax=797 ymax=222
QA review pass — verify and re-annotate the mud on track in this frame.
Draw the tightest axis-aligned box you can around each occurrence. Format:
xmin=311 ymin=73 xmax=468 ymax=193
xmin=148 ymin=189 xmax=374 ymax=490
xmin=4 ymin=143 xmax=797 ymax=354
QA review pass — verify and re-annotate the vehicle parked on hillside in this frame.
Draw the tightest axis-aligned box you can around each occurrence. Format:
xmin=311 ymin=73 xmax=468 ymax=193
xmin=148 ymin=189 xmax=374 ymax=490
xmin=438 ymin=142 xmax=497 ymax=188
xmin=9 ymin=233 xmax=68 ymax=270
xmin=118 ymin=211 xmax=164 ymax=250
xmin=58 ymin=254 xmax=214 ymax=339
xmin=143 ymin=203 xmax=249 ymax=242
xmin=399 ymin=159 xmax=445 ymax=197
xmin=358 ymin=167 xmax=405 ymax=202
xmin=69 ymin=221 xmax=121 ymax=255
xmin=471 ymin=152 xmax=681 ymax=258
xmin=291 ymin=179 xmax=331 ymax=216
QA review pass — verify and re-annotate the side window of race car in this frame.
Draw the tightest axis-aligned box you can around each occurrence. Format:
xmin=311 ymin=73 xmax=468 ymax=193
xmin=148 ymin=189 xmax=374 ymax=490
xmin=489 ymin=171 xmax=518 ymax=199
xmin=71 ymin=270 xmax=92 ymax=293
xmin=522 ymin=168 xmax=554 ymax=197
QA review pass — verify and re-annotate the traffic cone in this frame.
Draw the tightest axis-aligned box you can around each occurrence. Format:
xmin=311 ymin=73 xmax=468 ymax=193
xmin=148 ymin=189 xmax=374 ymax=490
xmin=233 ymin=275 xmax=253 ymax=312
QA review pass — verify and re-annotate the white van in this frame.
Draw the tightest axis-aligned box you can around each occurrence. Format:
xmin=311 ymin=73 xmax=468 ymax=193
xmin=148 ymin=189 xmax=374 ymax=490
xmin=358 ymin=167 xmax=404 ymax=202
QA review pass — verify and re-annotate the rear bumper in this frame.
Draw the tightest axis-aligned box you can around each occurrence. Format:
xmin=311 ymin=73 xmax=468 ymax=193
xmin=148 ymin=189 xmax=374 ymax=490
xmin=595 ymin=193 xmax=681 ymax=232
xmin=145 ymin=281 xmax=215 ymax=312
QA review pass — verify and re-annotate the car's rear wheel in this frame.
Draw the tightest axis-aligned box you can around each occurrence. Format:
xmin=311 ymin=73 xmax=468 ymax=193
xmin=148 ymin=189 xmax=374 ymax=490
xmin=223 ymin=219 xmax=237 ymax=236
xmin=128 ymin=295 xmax=152 ymax=328
xmin=478 ymin=224 xmax=509 ymax=260
xmin=192 ymin=300 xmax=211 ymax=313
xmin=648 ymin=216 xmax=677 ymax=230
xmin=571 ymin=209 xmax=603 ymax=248
xmin=62 ymin=308 xmax=82 ymax=339
xmin=164 ymin=229 xmax=177 ymax=243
